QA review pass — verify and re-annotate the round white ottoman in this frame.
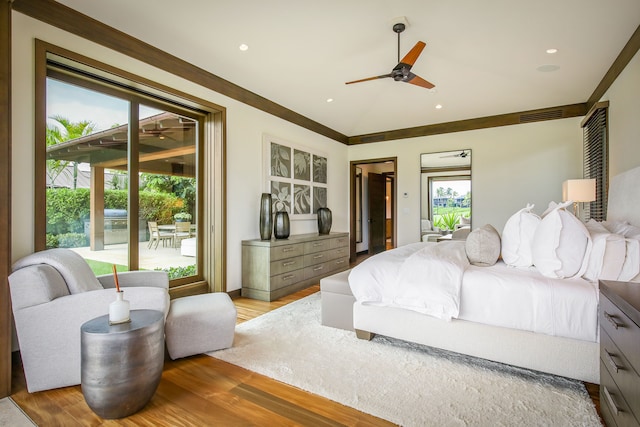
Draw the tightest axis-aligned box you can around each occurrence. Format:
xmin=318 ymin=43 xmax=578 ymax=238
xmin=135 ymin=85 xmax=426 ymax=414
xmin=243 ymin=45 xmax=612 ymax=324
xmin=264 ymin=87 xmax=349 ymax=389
xmin=165 ymin=293 xmax=236 ymax=360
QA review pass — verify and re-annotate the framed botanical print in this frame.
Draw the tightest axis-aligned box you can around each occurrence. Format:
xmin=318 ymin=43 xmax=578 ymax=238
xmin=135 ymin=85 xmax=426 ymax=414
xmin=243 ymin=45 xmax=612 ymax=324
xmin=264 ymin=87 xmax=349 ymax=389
xmin=264 ymin=134 xmax=328 ymax=220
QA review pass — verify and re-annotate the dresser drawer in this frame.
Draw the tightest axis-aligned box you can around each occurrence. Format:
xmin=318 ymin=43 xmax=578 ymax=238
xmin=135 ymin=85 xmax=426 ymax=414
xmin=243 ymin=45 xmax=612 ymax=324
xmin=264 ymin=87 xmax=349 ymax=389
xmin=601 ymin=330 xmax=640 ymax=422
xmin=304 ymin=261 xmax=332 ymax=279
xmin=270 ymin=256 xmax=303 ymax=276
xmin=304 ymin=239 xmax=331 ymax=254
xmin=330 ymin=235 xmax=349 ymax=249
xmin=328 ymin=245 xmax=349 ymax=261
xmin=270 ymin=243 xmax=304 ymax=261
xmin=600 ymin=359 xmax=640 ymax=427
xmin=270 ymin=269 xmax=305 ymax=291
xmin=304 ymin=251 xmax=330 ymax=267
xmin=601 ymin=294 xmax=640 ymax=374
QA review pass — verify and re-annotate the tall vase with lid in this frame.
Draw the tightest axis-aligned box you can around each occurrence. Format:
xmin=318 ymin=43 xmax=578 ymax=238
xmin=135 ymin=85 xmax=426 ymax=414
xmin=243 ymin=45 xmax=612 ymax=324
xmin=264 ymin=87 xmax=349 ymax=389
xmin=259 ymin=193 xmax=273 ymax=240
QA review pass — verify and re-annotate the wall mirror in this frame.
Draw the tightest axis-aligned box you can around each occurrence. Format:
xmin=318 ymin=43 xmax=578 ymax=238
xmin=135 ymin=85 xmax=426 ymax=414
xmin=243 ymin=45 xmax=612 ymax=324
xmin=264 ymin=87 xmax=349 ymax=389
xmin=420 ymin=150 xmax=471 ymax=242
xmin=355 ymin=167 xmax=363 ymax=243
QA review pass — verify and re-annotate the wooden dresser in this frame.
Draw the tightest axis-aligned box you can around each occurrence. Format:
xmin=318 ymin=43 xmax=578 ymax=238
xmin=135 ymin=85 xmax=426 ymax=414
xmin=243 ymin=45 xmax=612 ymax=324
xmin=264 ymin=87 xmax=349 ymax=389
xmin=242 ymin=232 xmax=349 ymax=301
xmin=599 ymin=280 xmax=640 ymax=427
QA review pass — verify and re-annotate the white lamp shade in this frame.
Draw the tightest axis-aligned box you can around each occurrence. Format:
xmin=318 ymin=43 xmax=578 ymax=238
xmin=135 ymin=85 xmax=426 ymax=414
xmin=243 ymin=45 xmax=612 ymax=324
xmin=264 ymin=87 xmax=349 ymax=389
xmin=562 ymin=179 xmax=596 ymax=202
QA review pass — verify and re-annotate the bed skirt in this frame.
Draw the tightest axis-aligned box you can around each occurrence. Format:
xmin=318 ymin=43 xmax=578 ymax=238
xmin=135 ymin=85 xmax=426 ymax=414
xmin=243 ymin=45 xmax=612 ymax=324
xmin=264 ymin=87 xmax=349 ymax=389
xmin=353 ymin=301 xmax=599 ymax=384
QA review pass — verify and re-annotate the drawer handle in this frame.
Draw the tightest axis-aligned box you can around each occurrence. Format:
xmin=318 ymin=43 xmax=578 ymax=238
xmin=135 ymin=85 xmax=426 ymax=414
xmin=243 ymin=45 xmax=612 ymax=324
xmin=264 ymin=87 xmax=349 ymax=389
xmin=313 ymin=242 xmax=324 ymax=247
xmin=313 ymin=265 xmax=324 ymax=271
xmin=604 ymin=348 xmax=622 ymax=374
xmin=282 ymin=261 xmax=296 ymax=267
xmin=336 ymin=260 xmax=345 ymax=264
xmin=282 ymin=247 xmax=294 ymax=253
xmin=313 ymin=254 xmax=324 ymax=259
xmin=604 ymin=312 xmax=624 ymax=330
xmin=603 ymin=386 xmax=622 ymax=416
xmin=282 ymin=274 xmax=295 ymax=280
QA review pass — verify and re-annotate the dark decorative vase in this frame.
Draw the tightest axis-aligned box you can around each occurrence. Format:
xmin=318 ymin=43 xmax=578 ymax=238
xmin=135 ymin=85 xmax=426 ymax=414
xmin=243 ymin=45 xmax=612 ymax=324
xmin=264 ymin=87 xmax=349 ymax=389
xmin=317 ymin=207 xmax=332 ymax=235
xmin=274 ymin=211 xmax=290 ymax=239
xmin=259 ymin=193 xmax=273 ymax=240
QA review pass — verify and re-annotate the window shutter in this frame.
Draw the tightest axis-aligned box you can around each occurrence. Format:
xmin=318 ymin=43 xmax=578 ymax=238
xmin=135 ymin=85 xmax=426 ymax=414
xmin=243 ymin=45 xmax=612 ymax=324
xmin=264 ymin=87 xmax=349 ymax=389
xmin=581 ymin=102 xmax=608 ymax=222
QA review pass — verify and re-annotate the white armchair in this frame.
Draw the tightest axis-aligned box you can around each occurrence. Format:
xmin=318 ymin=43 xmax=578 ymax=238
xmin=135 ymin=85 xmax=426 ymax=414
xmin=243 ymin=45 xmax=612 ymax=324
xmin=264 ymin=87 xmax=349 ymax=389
xmin=8 ymin=248 xmax=170 ymax=393
xmin=421 ymin=219 xmax=442 ymax=242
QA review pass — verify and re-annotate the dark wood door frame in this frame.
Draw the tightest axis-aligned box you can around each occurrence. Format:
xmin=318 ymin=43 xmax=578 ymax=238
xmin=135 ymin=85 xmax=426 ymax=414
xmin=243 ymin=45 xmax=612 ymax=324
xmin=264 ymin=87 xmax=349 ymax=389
xmin=349 ymin=158 xmax=397 ymax=263
xmin=1 ymin=0 xmax=12 ymax=398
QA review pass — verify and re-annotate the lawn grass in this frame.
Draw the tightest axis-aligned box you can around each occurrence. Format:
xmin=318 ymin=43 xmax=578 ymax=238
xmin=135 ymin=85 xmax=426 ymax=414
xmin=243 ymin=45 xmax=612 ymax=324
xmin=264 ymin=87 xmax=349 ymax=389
xmin=85 ymin=259 xmax=128 ymax=276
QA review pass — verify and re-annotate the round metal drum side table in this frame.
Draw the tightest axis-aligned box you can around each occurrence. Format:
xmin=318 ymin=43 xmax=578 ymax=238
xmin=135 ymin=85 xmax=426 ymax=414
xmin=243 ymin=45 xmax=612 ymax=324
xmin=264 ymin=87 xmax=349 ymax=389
xmin=81 ymin=309 xmax=165 ymax=419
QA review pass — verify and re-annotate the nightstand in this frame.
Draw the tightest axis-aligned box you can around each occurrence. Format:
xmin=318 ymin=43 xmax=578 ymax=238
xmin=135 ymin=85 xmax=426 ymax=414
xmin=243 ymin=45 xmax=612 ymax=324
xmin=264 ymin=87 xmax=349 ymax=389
xmin=599 ymin=280 xmax=640 ymax=427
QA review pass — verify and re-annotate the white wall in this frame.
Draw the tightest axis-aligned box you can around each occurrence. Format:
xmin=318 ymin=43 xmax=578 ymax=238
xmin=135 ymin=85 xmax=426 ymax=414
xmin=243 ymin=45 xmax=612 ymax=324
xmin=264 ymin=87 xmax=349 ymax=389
xmin=601 ymin=49 xmax=640 ymax=178
xmin=11 ymin=13 xmax=348 ymax=293
xmin=10 ymin=12 xmax=640 ymax=293
xmin=349 ymin=119 xmax=584 ymax=246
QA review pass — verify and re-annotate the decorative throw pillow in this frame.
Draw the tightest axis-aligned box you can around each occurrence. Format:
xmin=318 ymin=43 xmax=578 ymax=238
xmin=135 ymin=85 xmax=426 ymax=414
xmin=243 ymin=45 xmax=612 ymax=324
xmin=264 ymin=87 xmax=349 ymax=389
xmin=501 ymin=203 xmax=540 ymax=267
xmin=465 ymin=224 xmax=501 ymax=266
xmin=582 ymin=220 xmax=626 ymax=281
xmin=532 ymin=201 xmax=591 ymax=278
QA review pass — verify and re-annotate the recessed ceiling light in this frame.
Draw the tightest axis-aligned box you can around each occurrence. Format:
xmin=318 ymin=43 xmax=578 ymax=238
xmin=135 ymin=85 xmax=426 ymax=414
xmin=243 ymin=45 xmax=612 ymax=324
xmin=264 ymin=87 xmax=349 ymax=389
xmin=435 ymin=104 xmax=443 ymax=109
xmin=537 ymin=64 xmax=560 ymax=72
xmin=239 ymin=44 xmax=249 ymax=51
xmin=326 ymin=98 xmax=334 ymax=103
xmin=546 ymin=48 xmax=558 ymax=54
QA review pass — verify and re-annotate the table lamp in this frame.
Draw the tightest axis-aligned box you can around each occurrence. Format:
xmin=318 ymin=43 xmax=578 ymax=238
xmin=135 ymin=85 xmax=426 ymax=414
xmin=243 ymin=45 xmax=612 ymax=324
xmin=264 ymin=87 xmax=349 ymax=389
xmin=562 ymin=179 xmax=596 ymax=216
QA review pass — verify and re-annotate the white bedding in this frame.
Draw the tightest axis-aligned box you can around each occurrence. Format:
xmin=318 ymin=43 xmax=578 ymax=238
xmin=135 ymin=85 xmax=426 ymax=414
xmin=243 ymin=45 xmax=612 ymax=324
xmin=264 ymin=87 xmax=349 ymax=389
xmin=349 ymin=241 xmax=469 ymax=320
xmin=459 ymin=262 xmax=599 ymax=342
xmin=349 ymin=242 xmax=600 ymax=342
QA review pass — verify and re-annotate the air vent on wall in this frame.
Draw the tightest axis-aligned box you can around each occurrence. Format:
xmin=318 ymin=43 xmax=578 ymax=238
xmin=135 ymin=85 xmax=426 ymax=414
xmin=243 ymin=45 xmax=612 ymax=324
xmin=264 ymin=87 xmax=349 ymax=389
xmin=519 ymin=109 xmax=564 ymax=123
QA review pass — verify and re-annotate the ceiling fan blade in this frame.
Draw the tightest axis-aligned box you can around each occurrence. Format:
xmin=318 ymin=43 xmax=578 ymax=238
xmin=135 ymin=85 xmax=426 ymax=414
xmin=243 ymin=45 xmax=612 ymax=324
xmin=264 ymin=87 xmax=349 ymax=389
xmin=406 ymin=73 xmax=435 ymax=89
xmin=399 ymin=41 xmax=426 ymax=68
xmin=345 ymin=74 xmax=392 ymax=85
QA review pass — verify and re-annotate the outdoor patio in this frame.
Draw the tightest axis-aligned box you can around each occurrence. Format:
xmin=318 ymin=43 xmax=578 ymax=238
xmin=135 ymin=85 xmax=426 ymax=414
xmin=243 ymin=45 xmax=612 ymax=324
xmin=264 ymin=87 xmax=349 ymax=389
xmin=71 ymin=240 xmax=195 ymax=271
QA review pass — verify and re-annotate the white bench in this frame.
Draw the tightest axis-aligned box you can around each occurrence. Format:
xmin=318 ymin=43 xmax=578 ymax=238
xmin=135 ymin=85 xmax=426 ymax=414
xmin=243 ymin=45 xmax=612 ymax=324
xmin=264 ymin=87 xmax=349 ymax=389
xmin=320 ymin=269 xmax=355 ymax=331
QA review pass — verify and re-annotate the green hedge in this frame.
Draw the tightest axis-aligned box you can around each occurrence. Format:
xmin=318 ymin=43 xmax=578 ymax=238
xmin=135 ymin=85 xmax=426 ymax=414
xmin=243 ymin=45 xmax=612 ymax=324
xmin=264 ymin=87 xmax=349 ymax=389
xmin=46 ymin=188 xmax=184 ymax=242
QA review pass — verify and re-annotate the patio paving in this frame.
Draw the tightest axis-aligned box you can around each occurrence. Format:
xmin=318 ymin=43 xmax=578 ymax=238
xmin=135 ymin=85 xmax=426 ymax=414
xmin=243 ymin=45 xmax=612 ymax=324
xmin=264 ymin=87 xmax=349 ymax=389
xmin=72 ymin=240 xmax=195 ymax=271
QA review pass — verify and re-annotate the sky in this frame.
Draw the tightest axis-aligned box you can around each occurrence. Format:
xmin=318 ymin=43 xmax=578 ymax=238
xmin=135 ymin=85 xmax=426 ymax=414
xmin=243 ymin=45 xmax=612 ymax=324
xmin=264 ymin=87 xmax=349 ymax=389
xmin=46 ymin=78 xmax=161 ymax=132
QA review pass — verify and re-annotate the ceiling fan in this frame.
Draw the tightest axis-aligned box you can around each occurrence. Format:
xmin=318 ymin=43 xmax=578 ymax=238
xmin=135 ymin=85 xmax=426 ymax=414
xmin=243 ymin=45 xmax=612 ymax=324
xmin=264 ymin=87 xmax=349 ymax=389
xmin=345 ymin=22 xmax=435 ymax=90
xmin=441 ymin=150 xmax=470 ymax=158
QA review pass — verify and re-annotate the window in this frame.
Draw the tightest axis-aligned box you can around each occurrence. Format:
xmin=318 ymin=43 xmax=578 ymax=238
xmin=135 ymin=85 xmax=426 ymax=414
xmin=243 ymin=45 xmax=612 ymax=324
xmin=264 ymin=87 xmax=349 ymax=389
xmin=581 ymin=101 xmax=608 ymax=222
xmin=36 ymin=42 xmax=225 ymax=293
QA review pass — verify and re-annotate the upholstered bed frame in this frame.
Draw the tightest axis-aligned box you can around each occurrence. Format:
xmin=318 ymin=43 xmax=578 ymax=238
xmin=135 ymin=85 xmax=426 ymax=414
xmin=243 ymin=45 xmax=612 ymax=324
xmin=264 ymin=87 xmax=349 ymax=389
xmin=322 ymin=166 xmax=640 ymax=384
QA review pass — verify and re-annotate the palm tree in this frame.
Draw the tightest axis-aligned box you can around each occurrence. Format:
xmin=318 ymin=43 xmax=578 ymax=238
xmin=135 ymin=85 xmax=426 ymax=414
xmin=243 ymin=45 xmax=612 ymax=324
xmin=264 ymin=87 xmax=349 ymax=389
xmin=46 ymin=115 xmax=96 ymax=189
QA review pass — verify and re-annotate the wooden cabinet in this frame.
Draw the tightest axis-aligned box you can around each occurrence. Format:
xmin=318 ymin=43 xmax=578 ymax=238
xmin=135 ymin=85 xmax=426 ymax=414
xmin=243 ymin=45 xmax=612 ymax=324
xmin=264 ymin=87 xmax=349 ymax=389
xmin=599 ymin=280 xmax=640 ymax=427
xmin=242 ymin=232 xmax=349 ymax=301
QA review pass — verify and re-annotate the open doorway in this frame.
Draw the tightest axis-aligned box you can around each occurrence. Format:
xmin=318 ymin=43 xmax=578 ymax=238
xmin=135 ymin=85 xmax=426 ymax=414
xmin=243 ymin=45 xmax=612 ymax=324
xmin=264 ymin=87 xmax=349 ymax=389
xmin=350 ymin=158 xmax=397 ymax=263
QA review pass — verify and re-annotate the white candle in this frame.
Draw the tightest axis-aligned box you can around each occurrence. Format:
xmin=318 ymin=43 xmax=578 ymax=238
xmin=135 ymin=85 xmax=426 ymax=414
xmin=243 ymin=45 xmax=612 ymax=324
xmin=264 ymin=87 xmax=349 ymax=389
xmin=109 ymin=291 xmax=130 ymax=324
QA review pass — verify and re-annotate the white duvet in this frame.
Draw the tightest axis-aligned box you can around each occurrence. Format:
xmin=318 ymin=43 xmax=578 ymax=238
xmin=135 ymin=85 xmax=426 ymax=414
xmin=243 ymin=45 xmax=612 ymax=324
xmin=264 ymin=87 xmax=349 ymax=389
xmin=349 ymin=241 xmax=469 ymax=320
xmin=349 ymin=242 xmax=599 ymax=342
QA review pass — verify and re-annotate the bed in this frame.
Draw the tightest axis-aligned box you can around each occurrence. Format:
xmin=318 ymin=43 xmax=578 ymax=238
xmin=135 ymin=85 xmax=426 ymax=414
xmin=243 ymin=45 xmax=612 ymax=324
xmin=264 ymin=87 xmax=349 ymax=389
xmin=348 ymin=166 xmax=640 ymax=384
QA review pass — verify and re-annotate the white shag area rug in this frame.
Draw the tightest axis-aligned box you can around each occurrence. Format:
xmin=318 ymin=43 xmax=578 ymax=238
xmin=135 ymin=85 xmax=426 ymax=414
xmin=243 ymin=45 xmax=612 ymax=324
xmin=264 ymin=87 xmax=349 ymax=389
xmin=0 ymin=398 xmax=36 ymax=426
xmin=209 ymin=293 xmax=601 ymax=427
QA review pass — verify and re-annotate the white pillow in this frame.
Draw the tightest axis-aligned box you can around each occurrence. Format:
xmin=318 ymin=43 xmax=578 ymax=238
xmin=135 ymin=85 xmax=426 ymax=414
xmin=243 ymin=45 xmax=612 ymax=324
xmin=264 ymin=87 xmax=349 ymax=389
xmin=465 ymin=224 xmax=501 ymax=266
xmin=582 ymin=220 xmax=626 ymax=281
xmin=532 ymin=201 xmax=591 ymax=279
xmin=501 ymin=204 xmax=540 ymax=267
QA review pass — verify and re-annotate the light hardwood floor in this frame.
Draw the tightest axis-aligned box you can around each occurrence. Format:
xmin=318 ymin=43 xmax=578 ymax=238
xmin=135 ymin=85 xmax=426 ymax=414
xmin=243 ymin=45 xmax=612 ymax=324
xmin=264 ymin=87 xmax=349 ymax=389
xmin=10 ymin=284 xmax=393 ymax=426
xmin=10 ymin=273 xmax=601 ymax=426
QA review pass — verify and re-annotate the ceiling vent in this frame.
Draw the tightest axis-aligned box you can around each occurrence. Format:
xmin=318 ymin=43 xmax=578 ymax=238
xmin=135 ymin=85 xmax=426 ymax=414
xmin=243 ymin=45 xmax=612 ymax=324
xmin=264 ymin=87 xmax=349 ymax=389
xmin=519 ymin=109 xmax=564 ymax=123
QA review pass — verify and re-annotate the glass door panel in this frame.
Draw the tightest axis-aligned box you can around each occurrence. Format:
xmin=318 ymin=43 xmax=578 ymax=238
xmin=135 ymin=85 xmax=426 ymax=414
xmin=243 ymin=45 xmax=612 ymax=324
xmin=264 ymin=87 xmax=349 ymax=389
xmin=138 ymin=106 xmax=198 ymax=280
